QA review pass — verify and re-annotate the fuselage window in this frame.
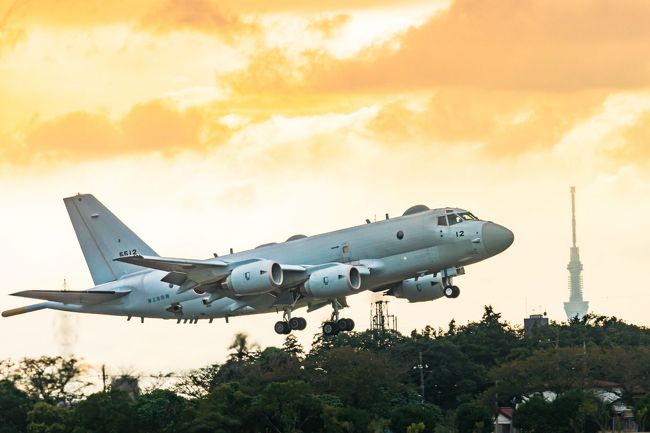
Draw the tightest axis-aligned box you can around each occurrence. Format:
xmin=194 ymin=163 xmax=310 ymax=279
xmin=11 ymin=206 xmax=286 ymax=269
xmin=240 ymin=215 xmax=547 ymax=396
xmin=448 ymin=214 xmax=463 ymax=225
xmin=459 ymin=212 xmax=478 ymax=221
xmin=437 ymin=216 xmax=448 ymax=226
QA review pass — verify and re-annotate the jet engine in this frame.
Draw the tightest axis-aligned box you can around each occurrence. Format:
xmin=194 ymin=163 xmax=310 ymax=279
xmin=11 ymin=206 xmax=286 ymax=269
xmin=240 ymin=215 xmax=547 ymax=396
xmin=226 ymin=260 xmax=283 ymax=295
xmin=388 ymin=274 xmax=444 ymax=303
xmin=303 ymin=264 xmax=361 ymax=298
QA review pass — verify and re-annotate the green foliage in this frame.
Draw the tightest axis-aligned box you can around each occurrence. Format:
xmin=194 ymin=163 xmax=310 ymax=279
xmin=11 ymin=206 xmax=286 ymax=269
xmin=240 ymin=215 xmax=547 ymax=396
xmin=407 ymin=422 xmax=426 ymax=433
xmin=513 ymin=390 xmax=600 ymax=433
xmin=390 ymin=403 xmax=441 ymax=433
xmin=454 ymin=401 xmax=492 ymax=433
xmin=71 ymin=390 xmax=135 ymax=433
xmin=134 ymin=390 xmax=191 ymax=433
xmin=14 ymin=356 xmax=86 ymax=404
xmin=636 ymin=391 xmax=650 ymax=431
xmin=282 ymin=334 xmax=305 ymax=359
xmin=0 ymin=379 xmax=30 ymax=433
xmin=2 ymin=308 xmax=650 ymax=433
xmin=190 ymin=382 xmax=253 ymax=433
xmin=27 ymin=402 xmax=69 ymax=433
xmin=172 ymin=363 xmax=220 ymax=398
xmin=305 ymin=346 xmax=408 ymax=411
xmin=249 ymin=380 xmax=333 ymax=433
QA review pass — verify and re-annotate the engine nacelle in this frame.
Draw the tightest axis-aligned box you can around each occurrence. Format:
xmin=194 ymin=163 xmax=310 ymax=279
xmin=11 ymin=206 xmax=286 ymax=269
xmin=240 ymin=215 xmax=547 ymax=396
xmin=304 ymin=264 xmax=361 ymax=298
xmin=390 ymin=274 xmax=444 ymax=303
xmin=226 ymin=260 xmax=283 ymax=295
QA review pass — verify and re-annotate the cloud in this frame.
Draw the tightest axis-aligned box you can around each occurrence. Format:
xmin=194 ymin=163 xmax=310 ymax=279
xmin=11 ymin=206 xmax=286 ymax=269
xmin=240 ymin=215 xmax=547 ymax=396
xmin=617 ymin=110 xmax=650 ymax=163
xmin=139 ymin=0 xmax=259 ymax=39
xmin=2 ymin=99 xmax=231 ymax=165
xmin=365 ymin=90 xmax=607 ymax=156
xmin=312 ymin=0 xmax=650 ymax=91
xmin=0 ymin=1 xmax=26 ymax=53
xmin=308 ymin=14 xmax=351 ymax=38
xmin=221 ymin=0 xmax=650 ymax=93
xmin=0 ymin=0 xmax=258 ymax=40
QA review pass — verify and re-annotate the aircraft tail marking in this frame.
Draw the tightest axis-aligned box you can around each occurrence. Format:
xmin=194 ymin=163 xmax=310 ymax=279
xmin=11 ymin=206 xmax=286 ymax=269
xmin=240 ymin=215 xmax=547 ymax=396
xmin=64 ymin=194 xmax=158 ymax=285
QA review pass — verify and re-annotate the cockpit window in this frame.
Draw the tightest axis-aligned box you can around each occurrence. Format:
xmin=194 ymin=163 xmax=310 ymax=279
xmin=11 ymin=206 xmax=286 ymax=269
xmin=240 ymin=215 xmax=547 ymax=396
xmin=459 ymin=212 xmax=478 ymax=221
xmin=448 ymin=214 xmax=463 ymax=225
xmin=437 ymin=216 xmax=448 ymax=226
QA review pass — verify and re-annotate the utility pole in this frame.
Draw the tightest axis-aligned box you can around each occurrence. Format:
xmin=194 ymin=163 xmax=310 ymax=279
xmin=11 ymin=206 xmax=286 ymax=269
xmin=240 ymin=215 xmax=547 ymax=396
xmin=102 ymin=364 xmax=107 ymax=392
xmin=418 ymin=351 xmax=425 ymax=404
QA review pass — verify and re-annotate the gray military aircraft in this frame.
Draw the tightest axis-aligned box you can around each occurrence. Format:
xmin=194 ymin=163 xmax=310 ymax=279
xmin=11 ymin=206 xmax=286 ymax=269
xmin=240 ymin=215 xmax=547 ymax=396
xmin=3 ymin=194 xmax=513 ymax=335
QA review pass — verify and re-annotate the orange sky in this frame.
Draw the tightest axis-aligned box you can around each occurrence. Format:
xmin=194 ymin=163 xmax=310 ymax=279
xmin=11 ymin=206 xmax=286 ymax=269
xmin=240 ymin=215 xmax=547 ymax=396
xmin=1 ymin=0 xmax=649 ymax=373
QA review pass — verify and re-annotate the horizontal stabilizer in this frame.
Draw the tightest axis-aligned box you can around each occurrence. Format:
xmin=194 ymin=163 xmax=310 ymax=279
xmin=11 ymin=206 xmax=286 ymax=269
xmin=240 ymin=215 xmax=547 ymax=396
xmin=115 ymin=255 xmax=227 ymax=273
xmin=2 ymin=303 xmax=49 ymax=317
xmin=10 ymin=290 xmax=130 ymax=305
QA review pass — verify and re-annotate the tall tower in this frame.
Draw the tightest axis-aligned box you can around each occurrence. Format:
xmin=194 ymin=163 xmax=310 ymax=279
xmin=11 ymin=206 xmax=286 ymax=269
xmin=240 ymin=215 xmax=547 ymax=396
xmin=564 ymin=187 xmax=589 ymax=320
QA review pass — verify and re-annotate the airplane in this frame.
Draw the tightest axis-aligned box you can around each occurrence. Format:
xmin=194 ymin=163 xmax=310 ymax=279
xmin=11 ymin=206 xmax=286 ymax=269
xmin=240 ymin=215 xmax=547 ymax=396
xmin=2 ymin=194 xmax=514 ymax=336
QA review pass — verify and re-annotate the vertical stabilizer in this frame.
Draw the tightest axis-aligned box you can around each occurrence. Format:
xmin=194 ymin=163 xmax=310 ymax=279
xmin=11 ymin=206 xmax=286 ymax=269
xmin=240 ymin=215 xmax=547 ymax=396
xmin=64 ymin=194 xmax=158 ymax=285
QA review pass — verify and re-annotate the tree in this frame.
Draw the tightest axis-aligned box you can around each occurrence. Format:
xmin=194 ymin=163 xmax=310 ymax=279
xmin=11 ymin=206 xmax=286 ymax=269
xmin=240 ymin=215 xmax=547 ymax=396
xmin=390 ymin=403 xmax=441 ymax=433
xmin=190 ymin=382 xmax=253 ymax=433
xmin=305 ymin=347 xmax=408 ymax=412
xmin=454 ymin=401 xmax=492 ymax=433
xmin=135 ymin=390 xmax=191 ymax=433
xmin=407 ymin=423 xmax=426 ymax=433
xmin=228 ymin=333 xmax=259 ymax=363
xmin=514 ymin=391 xmax=600 ymax=433
xmin=282 ymin=334 xmax=305 ymax=359
xmin=27 ymin=402 xmax=69 ymax=433
xmin=0 ymin=379 xmax=31 ymax=433
xmin=635 ymin=391 xmax=650 ymax=431
xmin=15 ymin=357 xmax=87 ymax=404
xmin=173 ymin=364 xmax=220 ymax=398
xmin=447 ymin=306 xmax=520 ymax=369
xmin=249 ymin=381 xmax=332 ymax=433
xmin=392 ymin=338 xmax=486 ymax=410
xmin=71 ymin=390 xmax=135 ymax=433
xmin=513 ymin=395 xmax=554 ymax=433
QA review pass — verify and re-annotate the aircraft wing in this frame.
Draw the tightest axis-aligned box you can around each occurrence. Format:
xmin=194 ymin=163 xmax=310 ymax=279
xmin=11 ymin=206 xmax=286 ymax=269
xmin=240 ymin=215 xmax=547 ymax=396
xmin=116 ymin=255 xmax=309 ymax=293
xmin=10 ymin=289 xmax=131 ymax=305
xmin=114 ymin=255 xmax=228 ymax=272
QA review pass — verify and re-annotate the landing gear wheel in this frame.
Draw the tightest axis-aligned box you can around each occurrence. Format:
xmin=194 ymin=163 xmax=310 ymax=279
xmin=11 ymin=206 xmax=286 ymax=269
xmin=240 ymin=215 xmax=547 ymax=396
xmin=297 ymin=317 xmax=307 ymax=330
xmin=288 ymin=317 xmax=303 ymax=331
xmin=274 ymin=321 xmax=291 ymax=335
xmin=337 ymin=318 xmax=354 ymax=332
xmin=444 ymin=285 xmax=460 ymax=298
xmin=323 ymin=321 xmax=339 ymax=336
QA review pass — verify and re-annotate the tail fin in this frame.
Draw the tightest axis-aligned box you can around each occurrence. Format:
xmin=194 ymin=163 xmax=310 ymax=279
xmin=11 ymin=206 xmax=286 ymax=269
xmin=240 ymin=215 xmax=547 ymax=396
xmin=64 ymin=194 xmax=158 ymax=285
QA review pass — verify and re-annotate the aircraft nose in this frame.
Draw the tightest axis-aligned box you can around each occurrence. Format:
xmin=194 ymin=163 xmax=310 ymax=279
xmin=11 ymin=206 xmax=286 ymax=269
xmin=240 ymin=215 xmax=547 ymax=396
xmin=482 ymin=223 xmax=514 ymax=256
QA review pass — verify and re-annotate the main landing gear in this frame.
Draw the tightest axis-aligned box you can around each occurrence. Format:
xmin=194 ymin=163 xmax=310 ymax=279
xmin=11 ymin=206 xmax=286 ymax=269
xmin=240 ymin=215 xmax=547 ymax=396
xmin=442 ymin=275 xmax=460 ymax=299
xmin=322 ymin=300 xmax=355 ymax=337
xmin=274 ymin=308 xmax=307 ymax=335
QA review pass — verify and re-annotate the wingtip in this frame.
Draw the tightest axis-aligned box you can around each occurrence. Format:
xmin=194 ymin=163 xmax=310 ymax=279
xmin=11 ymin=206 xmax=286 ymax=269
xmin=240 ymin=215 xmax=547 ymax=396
xmin=2 ymin=303 xmax=48 ymax=317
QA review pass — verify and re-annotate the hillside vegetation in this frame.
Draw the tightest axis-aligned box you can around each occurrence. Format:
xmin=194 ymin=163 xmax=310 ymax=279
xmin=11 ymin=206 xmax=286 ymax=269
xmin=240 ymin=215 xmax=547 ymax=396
xmin=2 ymin=306 xmax=650 ymax=433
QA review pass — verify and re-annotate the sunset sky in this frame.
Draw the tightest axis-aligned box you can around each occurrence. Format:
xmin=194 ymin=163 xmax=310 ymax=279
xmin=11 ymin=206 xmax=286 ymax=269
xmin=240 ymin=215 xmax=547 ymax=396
xmin=1 ymin=0 xmax=649 ymax=375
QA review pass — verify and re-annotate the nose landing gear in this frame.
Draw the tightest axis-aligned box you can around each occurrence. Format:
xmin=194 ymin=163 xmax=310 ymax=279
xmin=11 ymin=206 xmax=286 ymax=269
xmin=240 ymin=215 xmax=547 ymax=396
xmin=442 ymin=275 xmax=460 ymax=298
xmin=444 ymin=285 xmax=460 ymax=298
